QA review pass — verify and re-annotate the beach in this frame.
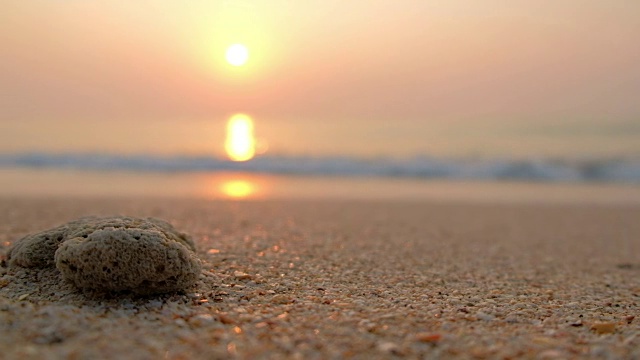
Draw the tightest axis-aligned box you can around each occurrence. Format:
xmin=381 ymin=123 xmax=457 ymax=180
xmin=4 ymin=1 xmax=640 ymax=358
xmin=1 ymin=196 xmax=638 ymax=359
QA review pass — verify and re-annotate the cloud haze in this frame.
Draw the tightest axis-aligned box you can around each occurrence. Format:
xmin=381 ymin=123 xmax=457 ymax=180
xmin=1 ymin=1 xmax=639 ymax=158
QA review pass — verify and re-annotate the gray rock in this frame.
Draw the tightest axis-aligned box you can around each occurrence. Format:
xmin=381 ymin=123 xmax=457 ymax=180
xmin=55 ymin=227 xmax=201 ymax=295
xmin=7 ymin=216 xmax=196 ymax=269
xmin=66 ymin=217 xmax=196 ymax=252
xmin=7 ymin=216 xmax=201 ymax=294
xmin=6 ymin=217 xmax=96 ymax=268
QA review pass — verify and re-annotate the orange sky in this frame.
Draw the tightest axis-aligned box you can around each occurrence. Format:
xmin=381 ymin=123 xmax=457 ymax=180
xmin=1 ymin=1 xmax=639 ymax=159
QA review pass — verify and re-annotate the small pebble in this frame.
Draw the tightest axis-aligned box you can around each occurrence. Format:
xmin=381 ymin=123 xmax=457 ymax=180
xmin=415 ymin=332 xmax=442 ymax=343
xmin=233 ymin=271 xmax=252 ymax=280
xmin=377 ymin=341 xmax=399 ymax=353
xmin=591 ymin=322 xmax=616 ymax=334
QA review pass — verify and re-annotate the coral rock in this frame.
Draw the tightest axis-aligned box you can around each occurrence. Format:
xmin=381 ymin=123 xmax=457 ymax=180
xmin=7 ymin=216 xmax=196 ymax=269
xmin=55 ymin=227 xmax=201 ymax=294
xmin=7 ymin=216 xmax=201 ymax=294
xmin=6 ymin=218 xmax=93 ymax=268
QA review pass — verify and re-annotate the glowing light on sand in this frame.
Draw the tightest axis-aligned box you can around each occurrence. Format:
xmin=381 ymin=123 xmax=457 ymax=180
xmin=225 ymin=44 xmax=249 ymax=66
xmin=221 ymin=179 xmax=255 ymax=198
xmin=225 ymin=114 xmax=255 ymax=162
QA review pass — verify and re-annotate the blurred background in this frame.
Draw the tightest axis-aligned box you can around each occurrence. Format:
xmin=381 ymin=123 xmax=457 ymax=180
xmin=1 ymin=1 xmax=639 ymax=201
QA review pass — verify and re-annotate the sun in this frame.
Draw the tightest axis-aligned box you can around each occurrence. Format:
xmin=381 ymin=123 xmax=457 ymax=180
xmin=225 ymin=44 xmax=249 ymax=67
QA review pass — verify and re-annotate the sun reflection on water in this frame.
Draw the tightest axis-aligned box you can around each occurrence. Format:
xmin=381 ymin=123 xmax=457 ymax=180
xmin=225 ymin=114 xmax=256 ymax=162
xmin=220 ymin=179 xmax=256 ymax=198
xmin=198 ymin=173 xmax=267 ymax=200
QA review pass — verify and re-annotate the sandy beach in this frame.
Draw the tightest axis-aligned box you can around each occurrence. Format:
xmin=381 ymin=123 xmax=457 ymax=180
xmin=5 ymin=1 xmax=640 ymax=358
xmin=0 ymin=197 xmax=639 ymax=359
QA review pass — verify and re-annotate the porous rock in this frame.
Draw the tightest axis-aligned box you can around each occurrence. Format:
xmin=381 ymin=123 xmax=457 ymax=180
xmin=6 ymin=217 xmax=94 ymax=268
xmin=7 ymin=216 xmax=196 ymax=269
xmin=55 ymin=227 xmax=201 ymax=295
xmin=6 ymin=216 xmax=201 ymax=294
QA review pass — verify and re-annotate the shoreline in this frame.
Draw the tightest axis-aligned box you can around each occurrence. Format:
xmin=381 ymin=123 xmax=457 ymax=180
xmin=2 ymin=168 xmax=640 ymax=205
xmin=1 ymin=197 xmax=639 ymax=359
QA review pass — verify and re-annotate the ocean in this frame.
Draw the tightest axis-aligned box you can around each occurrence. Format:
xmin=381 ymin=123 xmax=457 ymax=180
xmin=1 ymin=152 xmax=639 ymax=203
xmin=1 ymin=152 xmax=639 ymax=183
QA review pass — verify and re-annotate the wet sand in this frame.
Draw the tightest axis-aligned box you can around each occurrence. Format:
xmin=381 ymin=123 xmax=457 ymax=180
xmin=1 ymin=197 xmax=639 ymax=359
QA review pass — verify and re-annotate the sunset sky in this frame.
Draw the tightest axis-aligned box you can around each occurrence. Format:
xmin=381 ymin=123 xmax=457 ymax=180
xmin=1 ymin=1 xmax=639 ymax=159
